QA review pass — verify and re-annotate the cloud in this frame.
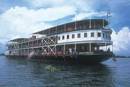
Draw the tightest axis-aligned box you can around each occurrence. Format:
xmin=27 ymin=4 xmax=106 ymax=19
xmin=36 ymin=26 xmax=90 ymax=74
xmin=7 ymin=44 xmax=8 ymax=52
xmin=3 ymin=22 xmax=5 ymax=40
xmin=27 ymin=0 xmax=66 ymax=8
xmin=0 ymin=6 xmax=76 ymax=43
xmin=108 ymin=0 xmax=130 ymax=6
xmin=112 ymin=27 xmax=130 ymax=56
xmin=1 ymin=6 xmax=76 ymax=23
xmin=27 ymin=0 xmax=93 ymax=11
xmin=27 ymin=0 xmax=110 ymax=21
xmin=0 ymin=0 xmax=104 ymax=44
xmin=73 ymin=11 xmax=107 ymax=21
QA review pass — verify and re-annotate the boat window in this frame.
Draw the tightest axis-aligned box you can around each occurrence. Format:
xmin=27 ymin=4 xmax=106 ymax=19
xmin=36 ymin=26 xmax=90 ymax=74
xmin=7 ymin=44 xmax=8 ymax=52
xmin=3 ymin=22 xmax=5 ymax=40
xmin=91 ymin=32 xmax=94 ymax=37
xmin=106 ymin=33 xmax=109 ymax=39
xmin=97 ymin=32 xmax=101 ymax=37
xmin=58 ymin=36 xmax=60 ymax=40
xmin=105 ymin=33 xmax=107 ymax=38
xmin=108 ymin=34 xmax=111 ymax=39
xmin=62 ymin=35 xmax=64 ymax=40
xmin=67 ymin=35 xmax=69 ymax=39
xmin=103 ymin=33 xmax=105 ymax=38
xmin=72 ymin=34 xmax=75 ymax=39
xmin=77 ymin=33 xmax=81 ymax=38
xmin=84 ymin=33 xmax=87 ymax=37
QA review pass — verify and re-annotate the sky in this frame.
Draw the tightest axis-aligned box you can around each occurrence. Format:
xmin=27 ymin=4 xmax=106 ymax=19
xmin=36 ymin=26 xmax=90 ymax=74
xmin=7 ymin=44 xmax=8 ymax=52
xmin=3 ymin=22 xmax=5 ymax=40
xmin=0 ymin=0 xmax=130 ymax=56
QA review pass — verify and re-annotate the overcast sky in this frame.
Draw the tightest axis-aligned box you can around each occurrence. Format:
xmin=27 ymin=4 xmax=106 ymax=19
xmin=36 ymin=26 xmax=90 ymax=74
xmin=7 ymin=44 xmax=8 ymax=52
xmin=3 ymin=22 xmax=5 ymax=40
xmin=0 ymin=0 xmax=130 ymax=56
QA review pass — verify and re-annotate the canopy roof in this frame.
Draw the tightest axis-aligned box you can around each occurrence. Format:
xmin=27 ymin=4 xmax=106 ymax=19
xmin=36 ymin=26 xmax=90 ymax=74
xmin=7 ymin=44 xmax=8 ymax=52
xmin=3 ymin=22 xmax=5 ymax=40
xmin=10 ymin=38 xmax=28 ymax=42
xmin=34 ymin=19 xmax=108 ymax=35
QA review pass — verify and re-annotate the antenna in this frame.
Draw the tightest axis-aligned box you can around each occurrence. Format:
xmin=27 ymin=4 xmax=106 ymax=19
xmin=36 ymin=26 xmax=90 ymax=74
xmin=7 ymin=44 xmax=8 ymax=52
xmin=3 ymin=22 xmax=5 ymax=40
xmin=107 ymin=10 xmax=111 ymax=24
xmin=103 ymin=10 xmax=111 ymax=28
xmin=89 ymin=18 xmax=92 ymax=29
xmin=103 ymin=18 xmax=104 ymax=28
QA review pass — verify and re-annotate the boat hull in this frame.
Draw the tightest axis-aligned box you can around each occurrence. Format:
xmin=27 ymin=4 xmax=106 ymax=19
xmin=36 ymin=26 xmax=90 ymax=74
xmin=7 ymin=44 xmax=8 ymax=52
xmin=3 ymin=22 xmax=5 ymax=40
xmin=6 ymin=53 xmax=112 ymax=64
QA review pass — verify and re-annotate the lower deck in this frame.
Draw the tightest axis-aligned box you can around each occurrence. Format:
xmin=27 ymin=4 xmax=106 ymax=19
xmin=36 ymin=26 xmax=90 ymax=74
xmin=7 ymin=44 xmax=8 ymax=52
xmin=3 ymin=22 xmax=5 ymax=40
xmin=6 ymin=51 xmax=113 ymax=64
xmin=6 ymin=41 xmax=113 ymax=63
xmin=8 ymin=42 xmax=112 ymax=57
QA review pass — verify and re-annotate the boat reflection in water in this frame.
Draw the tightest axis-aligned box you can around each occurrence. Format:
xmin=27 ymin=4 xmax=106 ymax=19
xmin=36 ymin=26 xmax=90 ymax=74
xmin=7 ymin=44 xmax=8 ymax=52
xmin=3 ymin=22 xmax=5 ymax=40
xmin=23 ymin=59 xmax=115 ymax=87
xmin=1 ymin=56 xmax=130 ymax=87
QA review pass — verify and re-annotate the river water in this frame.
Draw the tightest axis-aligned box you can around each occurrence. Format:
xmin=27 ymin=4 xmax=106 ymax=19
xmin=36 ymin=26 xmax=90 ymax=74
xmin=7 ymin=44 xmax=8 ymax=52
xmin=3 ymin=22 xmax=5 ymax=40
xmin=0 ymin=56 xmax=130 ymax=87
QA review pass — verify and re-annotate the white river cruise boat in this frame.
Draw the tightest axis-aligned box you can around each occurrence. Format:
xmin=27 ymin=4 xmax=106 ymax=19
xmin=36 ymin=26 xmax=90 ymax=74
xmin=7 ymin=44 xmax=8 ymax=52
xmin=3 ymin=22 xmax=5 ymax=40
xmin=5 ymin=19 xmax=113 ymax=64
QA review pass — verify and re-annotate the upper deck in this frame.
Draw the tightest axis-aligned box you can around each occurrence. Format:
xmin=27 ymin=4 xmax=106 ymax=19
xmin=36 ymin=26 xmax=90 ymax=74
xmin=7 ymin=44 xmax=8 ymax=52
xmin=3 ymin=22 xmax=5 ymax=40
xmin=34 ymin=19 xmax=108 ymax=36
xmin=7 ymin=19 xmax=111 ymax=45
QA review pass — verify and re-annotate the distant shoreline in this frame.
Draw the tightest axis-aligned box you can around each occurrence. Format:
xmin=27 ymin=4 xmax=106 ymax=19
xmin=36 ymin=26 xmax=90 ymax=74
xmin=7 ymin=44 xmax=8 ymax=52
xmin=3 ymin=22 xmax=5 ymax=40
xmin=114 ymin=56 xmax=130 ymax=58
xmin=0 ymin=53 xmax=4 ymax=56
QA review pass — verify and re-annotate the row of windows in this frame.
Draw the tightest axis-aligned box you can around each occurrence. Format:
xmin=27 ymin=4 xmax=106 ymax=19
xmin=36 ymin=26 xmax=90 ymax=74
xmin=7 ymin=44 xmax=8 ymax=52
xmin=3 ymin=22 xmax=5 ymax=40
xmin=58 ymin=32 xmax=102 ymax=40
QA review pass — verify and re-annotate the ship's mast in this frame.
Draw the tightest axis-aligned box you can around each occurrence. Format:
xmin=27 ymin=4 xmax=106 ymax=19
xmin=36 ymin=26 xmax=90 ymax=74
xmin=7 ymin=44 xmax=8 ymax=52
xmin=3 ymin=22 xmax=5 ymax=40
xmin=74 ymin=14 xmax=77 ymax=54
xmin=55 ymin=23 xmax=58 ymax=55
xmin=89 ymin=18 xmax=92 ymax=29
xmin=103 ymin=18 xmax=105 ymax=28
xmin=107 ymin=10 xmax=111 ymax=25
xmin=75 ymin=14 xmax=77 ymax=30
xmin=102 ymin=11 xmax=111 ymax=28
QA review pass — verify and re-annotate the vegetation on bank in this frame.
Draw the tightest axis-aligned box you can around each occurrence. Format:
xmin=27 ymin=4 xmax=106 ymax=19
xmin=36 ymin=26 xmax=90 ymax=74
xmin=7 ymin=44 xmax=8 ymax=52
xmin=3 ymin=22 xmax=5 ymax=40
xmin=0 ymin=53 xmax=4 ymax=56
